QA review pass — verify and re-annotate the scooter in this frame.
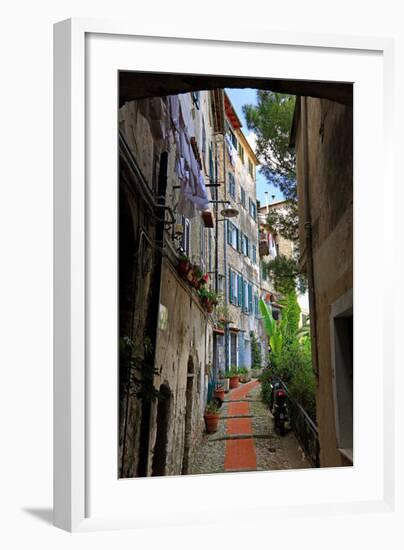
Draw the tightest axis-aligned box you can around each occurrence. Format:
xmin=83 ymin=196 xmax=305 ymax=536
xmin=271 ymin=386 xmax=289 ymax=436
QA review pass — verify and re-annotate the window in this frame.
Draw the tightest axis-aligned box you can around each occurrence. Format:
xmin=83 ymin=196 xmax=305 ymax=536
xmin=240 ymin=185 xmax=246 ymax=208
xmin=238 ymin=142 xmax=245 ymax=163
xmin=243 ymin=235 xmax=249 ymax=257
xmin=248 ymin=158 xmax=255 ymax=179
xmin=249 ymin=198 xmax=257 ymax=221
xmin=228 ymin=269 xmax=239 ymax=306
xmin=180 ymin=216 xmax=191 ymax=257
xmin=228 ymin=172 xmax=236 ymax=199
xmin=226 ymin=123 xmax=237 ymax=149
xmin=252 ymin=244 xmax=257 ymax=264
xmin=227 ymin=221 xmax=239 ymax=250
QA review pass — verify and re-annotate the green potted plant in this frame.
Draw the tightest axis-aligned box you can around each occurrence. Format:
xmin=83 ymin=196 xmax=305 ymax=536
xmin=191 ymin=264 xmax=203 ymax=289
xmin=228 ymin=366 xmax=240 ymax=389
xmin=214 ymin=382 xmax=225 ymax=402
xmin=238 ymin=366 xmax=251 ymax=383
xmin=204 ymin=401 xmax=220 ymax=433
xmin=199 ymin=288 xmax=218 ymax=313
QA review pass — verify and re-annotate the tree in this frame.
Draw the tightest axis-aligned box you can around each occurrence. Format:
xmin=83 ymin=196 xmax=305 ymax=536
xmin=264 ymin=254 xmax=307 ymax=295
xmin=243 ymin=91 xmax=299 ymax=241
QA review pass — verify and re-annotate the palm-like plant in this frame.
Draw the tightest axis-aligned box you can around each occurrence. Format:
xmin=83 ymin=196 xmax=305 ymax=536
xmin=258 ymin=298 xmax=283 ymax=353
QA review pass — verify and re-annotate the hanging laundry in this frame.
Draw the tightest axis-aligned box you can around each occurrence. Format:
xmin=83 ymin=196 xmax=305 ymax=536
xmin=168 ymin=95 xmax=181 ymax=132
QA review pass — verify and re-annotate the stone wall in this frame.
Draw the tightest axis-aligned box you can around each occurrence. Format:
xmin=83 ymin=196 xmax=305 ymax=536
xmin=147 ymin=259 xmax=213 ymax=475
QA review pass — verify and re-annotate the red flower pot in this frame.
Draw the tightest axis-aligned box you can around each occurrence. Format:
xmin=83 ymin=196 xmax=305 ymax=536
xmin=214 ymin=388 xmax=225 ymax=402
xmin=229 ymin=375 xmax=239 ymax=389
xmin=178 ymin=259 xmax=190 ymax=278
xmin=204 ymin=413 xmax=219 ymax=433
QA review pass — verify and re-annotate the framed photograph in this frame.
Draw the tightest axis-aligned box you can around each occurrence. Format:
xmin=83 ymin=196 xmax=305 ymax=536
xmin=54 ymin=18 xmax=396 ymax=532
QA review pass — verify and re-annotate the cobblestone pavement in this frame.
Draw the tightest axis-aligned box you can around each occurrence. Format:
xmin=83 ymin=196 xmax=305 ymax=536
xmin=189 ymin=379 xmax=311 ymax=475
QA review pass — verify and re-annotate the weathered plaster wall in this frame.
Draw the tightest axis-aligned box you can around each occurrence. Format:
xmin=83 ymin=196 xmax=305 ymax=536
xmin=147 ymin=259 xmax=213 ymax=475
xmin=295 ymin=97 xmax=353 ymax=467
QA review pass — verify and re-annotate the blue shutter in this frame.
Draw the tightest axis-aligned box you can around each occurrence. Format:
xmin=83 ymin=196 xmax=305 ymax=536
xmin=229 ymin=268 xmax=233 ymax=303
xmin=209 ymin=144 xmax=214 ymax=181
xmin=248 ymin=283 xmax=253 ymax=314
xmin=238 ymin=274 xmax=243 ymax=306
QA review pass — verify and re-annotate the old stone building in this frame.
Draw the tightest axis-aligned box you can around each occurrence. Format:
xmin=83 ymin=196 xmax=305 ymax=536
xmin=118 ymin=90 xmax=220 ymax=477
xmin=291 ymin=96 xmax=353 ymax=468
xmin=258 ymin=200 xmax=309 ymax=325
xmin=212 ymin=93 xmax=262 ymax=373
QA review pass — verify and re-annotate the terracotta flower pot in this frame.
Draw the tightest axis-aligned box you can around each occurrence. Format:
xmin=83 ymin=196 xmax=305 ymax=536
xmin=178 ymin=260 xmax=190 ymax=278
xmin=214 ymin=388 xmax=225 ymax=402
xmin=204 ymin=413 xmax=219 ymax=433
xmin=229 ymin=375 xmax=239 ymax=389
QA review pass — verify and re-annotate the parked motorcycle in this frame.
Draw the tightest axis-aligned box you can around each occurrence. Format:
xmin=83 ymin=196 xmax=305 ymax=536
xmin=271 ymin=385 xmax=289 ymax=436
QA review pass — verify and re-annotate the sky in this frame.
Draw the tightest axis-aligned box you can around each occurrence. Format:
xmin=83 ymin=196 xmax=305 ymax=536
xmin=225 ymin=88 xmax=285 ymax=206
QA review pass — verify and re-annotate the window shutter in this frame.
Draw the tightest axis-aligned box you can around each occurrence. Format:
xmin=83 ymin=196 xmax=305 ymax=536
xmin=248 ymin=284 xmax=253 ymax=314
xmin=229 ymin=269 xmax=233 ymax=303
xmin=209 ymin=144 xmax=214 ymax=181
xmin=238 ymin=274 xmax=243 ymax=306
xmin=227 ymin=221 xmax=232 ymax=245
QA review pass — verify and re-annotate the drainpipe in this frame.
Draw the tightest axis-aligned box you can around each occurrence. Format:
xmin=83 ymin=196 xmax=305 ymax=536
xmin=301 ymin=96 xmax=320 ymax=380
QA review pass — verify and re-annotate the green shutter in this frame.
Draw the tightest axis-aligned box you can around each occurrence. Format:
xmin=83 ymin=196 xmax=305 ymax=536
xmin=248 ymin=283 xmax=253 ymax=314
xmin=229 ymin=268 xmax=233 ymax=303
xmin=209 ymin=144 xmax=214 ymax=181
xmin=238 ymin=274 xmax=243 ymax=306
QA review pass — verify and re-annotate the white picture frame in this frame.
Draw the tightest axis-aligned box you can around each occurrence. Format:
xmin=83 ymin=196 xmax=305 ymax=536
xmin=54 ymin=18 xmax=398 ymax=533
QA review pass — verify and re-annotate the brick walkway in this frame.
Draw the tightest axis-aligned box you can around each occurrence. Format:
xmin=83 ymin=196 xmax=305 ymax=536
xmin=189 ymin=379 xmax=311 ymax=475
xmin=224 ymin=380 xmax=259 ymax=471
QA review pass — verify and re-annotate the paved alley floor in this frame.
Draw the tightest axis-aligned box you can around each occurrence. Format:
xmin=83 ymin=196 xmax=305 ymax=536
xmin=189 ymin=379 xmax=311 ymax=475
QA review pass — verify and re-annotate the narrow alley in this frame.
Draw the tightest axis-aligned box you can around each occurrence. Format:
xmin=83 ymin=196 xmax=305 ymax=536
xmin=190 ymin=380 xmax=310 ymax=475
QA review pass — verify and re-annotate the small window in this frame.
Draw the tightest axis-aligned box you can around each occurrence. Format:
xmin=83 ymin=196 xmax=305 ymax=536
xmin=227 ymin=221 xmax=239 ymax=250
xmin=252 ymin=244 xmax=257 ymax=264
xmin=248 ymin=158 xmax=255 ymax=179
xmin=240 ymin=185 xmax=246 ymax=208
xmin=180 ymin=216 xmax=191 ymax=257
xmin=238 ymin=142 xmax=245 ymax=163
xmin=228 ymin=172 xmax=236 ymax=199
xmin=249 ymin=198 xmax=257 ymax=221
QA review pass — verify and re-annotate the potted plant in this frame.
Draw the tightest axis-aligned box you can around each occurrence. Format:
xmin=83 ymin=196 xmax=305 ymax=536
xmin=199 ymin=289 xmax=218 ymax=313
xmin=238 ymin=366 xmax=251 ymax=383
xmin=200 ymin=273 xmax=209 ymax=286
xmin=218 ymin=371 xmax=230 ymax=392
xmin=214 ymin=383 xmax=225 ymax=403
xmin=177 ymin=254 xmax=190 ymax=278
xmin=228 ymin=367 xmax=240 ymax=389
xmin=191 ymin=264 xmax=203 ymax=289
xmin=204 ymin=401 xmax=220 ymax=433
